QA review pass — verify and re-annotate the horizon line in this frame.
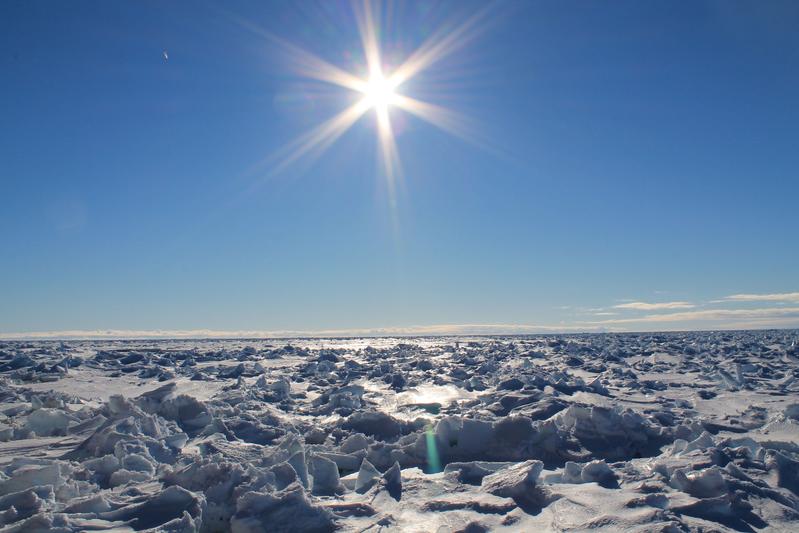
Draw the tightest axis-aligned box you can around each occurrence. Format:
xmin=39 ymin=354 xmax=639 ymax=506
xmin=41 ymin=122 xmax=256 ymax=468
xmin=1 ymin=322 xmax=797 ymax=341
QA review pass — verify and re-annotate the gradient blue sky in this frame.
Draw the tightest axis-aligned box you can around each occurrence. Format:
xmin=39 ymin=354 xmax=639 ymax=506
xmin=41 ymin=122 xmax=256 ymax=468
xmin=2 ymin=0 xmax=798 ymax=338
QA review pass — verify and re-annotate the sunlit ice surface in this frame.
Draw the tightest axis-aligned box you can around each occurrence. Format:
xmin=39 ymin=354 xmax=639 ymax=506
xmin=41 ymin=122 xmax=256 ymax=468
xmin=395 ymin=384 xmax=473 ymax=407
xmin=236 ymin=0 xmax=493 ymax=204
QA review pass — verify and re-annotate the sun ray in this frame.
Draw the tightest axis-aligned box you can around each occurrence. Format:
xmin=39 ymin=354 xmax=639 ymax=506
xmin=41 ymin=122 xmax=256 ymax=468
xmin=269 ymin=34 xmax=367 ymax=93
xmin=220 ymin=9 xmax=366 ymax=92
xmin=393 ymin=94 xmax=473 ymax=142
xmin=271 ymin=99 xmax=371 ymax=174
xmin=354 ymin=0 xmax=383 ymax=78
xmin=375 ymin=105 xmax=401 ymax=191
xmin=389 ymin=4 xmax=492 ymax=87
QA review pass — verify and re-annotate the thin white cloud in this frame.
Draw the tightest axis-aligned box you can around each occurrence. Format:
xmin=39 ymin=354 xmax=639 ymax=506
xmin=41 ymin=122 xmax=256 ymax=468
xmin=719 ymin=316 xmax=799 ymax=330
xmin=613 ymin=301 xmax=695 ymax=310
xmin=722 ymin=292 xmax=799 ymax=303
xmin=592 ymin=306 xmax=799 ymax=325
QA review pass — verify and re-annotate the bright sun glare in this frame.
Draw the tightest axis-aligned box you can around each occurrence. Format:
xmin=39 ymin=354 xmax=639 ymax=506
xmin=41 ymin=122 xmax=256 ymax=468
xmin=361 ymin=70 xmax=399 ymax=112
xmin=263 ymin=0 xmax=489 ymax=199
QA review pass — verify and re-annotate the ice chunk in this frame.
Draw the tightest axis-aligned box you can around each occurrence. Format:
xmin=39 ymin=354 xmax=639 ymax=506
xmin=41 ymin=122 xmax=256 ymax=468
xmin=682 ymin=431 xmax=715 ymax=454
xmin=109 ymin=468 xmax=151 ymax=487
xmin=670 ymin=466 xmax=727 ymax=498
xmin=270 ymin=462 xmax=298 ymax=491
xmin=765 ymin=449 xmax=799 ymax=495
xmin=316 ymin=452 xmax=360 ymax=472
xmin=83 ymin=454 xmax=120 ymax=482
xmin=341 ymin=411 xmax=401 ymax=440
xmin=354 ymin=459 xmax=381 ymax=494
xmin=288 ymin=451 xmax=309 ymax=489
xmin=0 ymin=462 xmax=65 ymax=495
xmin=230 ymin=483 xmax=334 ymax=533
xmin=579 ymin=460 xmax=618 ymax=488
xmin=101 ymin=485 xmax=204 ymax=530
xmin=381 ymin=461 xmax=402 ymax=500
xmin=486 ymin=416 xmax=537 ymax=461
xmin=256 ymin=376 xmax=291 ymax=400
xmin=310 ymin=455 xmax=340 ymax=495
xmin=25 ymin=409 xmax=73 ymax=437
xmin=0 ymin=486 xmax=51 ymax=521
xmin=447 ymin=418 xmax=493 ymax=459
xmin=481 ymin=460 xmax=543 ymax=498
xmin=578 ymin=459 xmax=611 ymax=483
xmin=340 ymin=433 xmax=370 ymax=454
xmin=63 ymin=494 xmax=112 ymax=514
xmin=304 ymin=427 xmax=327 ymax=445
xmin=152 ymin=394 xmax=213 ymax=433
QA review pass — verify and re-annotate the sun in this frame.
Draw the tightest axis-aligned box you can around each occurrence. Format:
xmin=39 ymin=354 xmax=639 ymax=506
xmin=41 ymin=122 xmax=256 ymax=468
xmin=361 ymin=70 xmax=399 ymax=113
xmin=260 ymin=0 xmax=490 ymax=187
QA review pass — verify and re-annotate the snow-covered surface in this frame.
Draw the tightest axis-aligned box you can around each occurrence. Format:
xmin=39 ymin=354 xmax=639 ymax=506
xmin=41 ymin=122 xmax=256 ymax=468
xmin=0 ymin=331 xmax=798 ymax=531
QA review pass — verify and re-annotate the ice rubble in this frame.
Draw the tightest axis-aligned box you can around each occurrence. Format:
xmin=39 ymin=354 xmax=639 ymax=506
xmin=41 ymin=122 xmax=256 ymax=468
xmin=0 ymin=331 xmax=798 ymax=531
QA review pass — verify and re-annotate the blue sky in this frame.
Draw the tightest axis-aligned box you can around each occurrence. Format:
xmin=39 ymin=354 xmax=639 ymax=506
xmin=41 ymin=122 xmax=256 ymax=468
xmin=1 ymin=0 xmax=798 ymax=338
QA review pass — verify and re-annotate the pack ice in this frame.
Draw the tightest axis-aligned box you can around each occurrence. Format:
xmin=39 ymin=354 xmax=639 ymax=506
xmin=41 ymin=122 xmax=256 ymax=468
xmin=0 ymin=331 xmax=798 ymax=531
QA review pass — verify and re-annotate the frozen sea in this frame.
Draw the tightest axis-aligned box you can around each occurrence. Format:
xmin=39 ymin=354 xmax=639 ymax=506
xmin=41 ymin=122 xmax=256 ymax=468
xmin=1 ymin=330 xmax=798 ymax=532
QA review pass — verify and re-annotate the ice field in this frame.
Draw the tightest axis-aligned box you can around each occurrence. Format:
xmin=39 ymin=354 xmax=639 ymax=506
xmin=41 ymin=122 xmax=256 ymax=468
xmin=1 ymin=331 xmax=798 ymax=532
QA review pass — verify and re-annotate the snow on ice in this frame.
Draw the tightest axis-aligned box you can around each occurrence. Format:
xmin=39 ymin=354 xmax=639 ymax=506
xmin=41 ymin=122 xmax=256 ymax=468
xmin=0 ymin=331 xmax=798 ymax=531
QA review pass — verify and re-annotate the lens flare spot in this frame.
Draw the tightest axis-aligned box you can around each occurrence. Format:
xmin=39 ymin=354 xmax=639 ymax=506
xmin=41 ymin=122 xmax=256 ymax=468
xmin=425 ymin=425 xmax=442 ymax=474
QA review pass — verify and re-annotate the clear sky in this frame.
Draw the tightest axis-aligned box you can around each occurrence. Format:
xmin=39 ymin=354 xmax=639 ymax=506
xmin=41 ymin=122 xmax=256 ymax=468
xmin=2 ymin=1 xmax=798 ymax=338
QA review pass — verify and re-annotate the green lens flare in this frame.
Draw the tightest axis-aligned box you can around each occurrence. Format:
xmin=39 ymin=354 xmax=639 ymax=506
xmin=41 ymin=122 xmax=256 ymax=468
xmin=425 ymin=425 xmax=442 ymax=473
